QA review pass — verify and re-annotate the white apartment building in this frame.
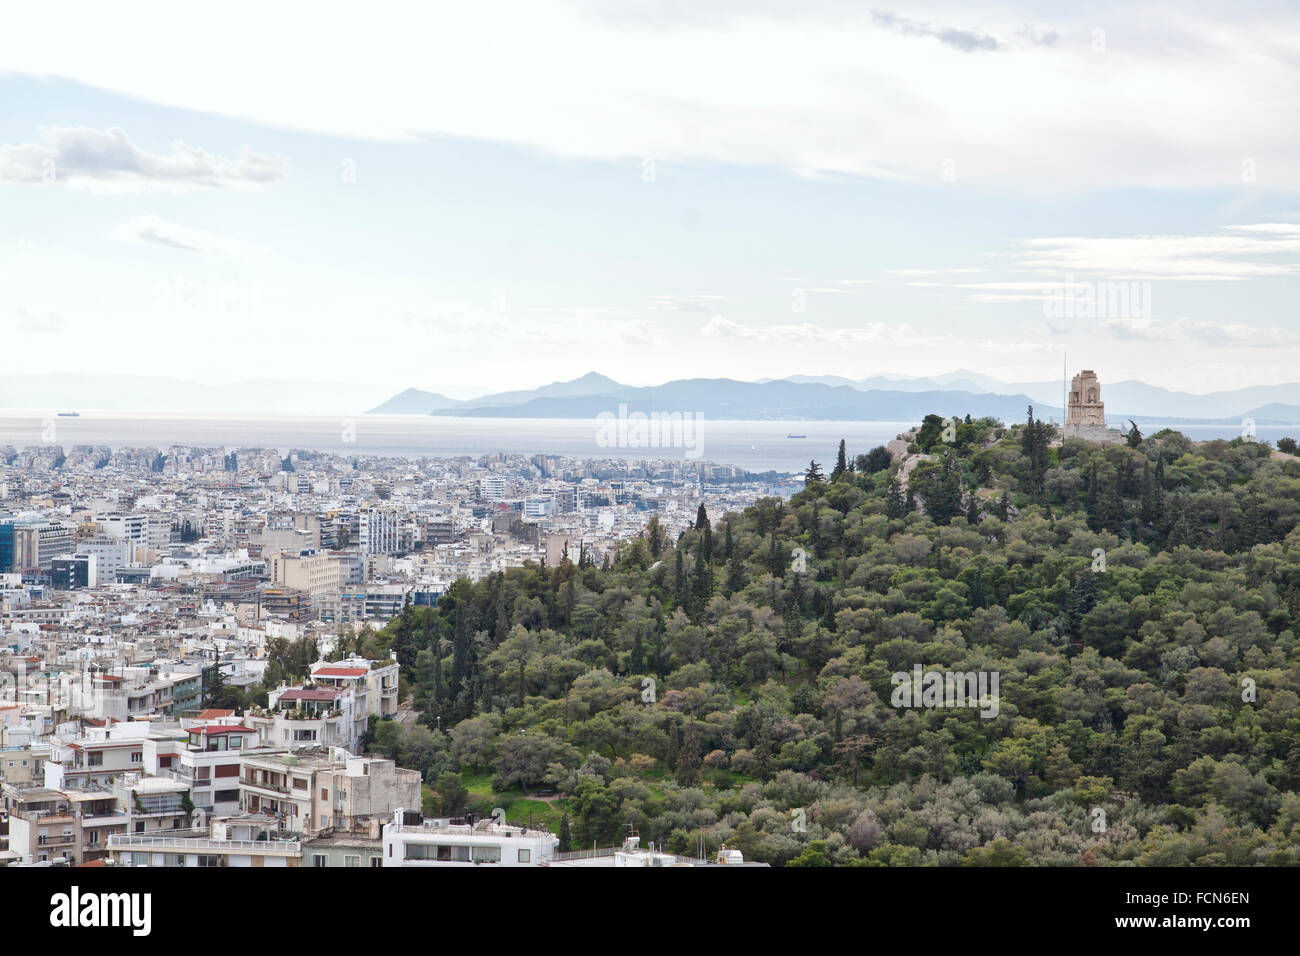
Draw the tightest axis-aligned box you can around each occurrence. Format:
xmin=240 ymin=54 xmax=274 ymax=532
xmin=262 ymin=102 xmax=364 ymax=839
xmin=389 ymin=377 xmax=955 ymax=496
xmin=479 ymin=476 xmax=509 ymax=500
xmin=79 ymin=537 xmax=137 ymax=581
xmin=108 ymin=816 xmax=302 ymax=867
xmin=246 ymin=680 xmax=369 ymax=753
xmin=382 ymin=812 xmax=559 ymax=867
xmin=144 ymin=722 xmax=265 ymax=816
xmin=309 ymin=658 xmax=399 ymax=718
xmin=523 ymin=496 xmax=554 ymax=519
xmin=358 ymin=509 xmax=401 ymax=555
xmin=95 ymin=513 xmax=170 ymax=550
xmin=238 ymin=749 xmax=420 ymax=837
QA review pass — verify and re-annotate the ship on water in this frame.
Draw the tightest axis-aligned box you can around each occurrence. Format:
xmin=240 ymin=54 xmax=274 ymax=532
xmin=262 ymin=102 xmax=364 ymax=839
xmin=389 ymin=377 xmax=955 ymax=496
xmin=57 ymin=412 xmax=80 ymax=417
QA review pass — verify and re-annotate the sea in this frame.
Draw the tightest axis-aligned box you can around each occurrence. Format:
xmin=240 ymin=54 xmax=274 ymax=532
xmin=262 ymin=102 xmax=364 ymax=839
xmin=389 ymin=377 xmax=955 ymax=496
xmin=0 ymin=411 xmax=1293 ymax=475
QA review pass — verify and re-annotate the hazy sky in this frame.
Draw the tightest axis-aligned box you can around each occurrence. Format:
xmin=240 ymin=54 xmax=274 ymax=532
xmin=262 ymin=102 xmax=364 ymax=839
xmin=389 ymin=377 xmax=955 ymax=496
xmin=3 ymin=0 xmax=1300 ymax=399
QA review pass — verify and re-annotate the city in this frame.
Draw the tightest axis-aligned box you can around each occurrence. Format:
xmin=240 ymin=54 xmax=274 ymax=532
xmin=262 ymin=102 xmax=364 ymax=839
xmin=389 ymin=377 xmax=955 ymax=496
xmin=3 ymin=0 xmax=1291 ymax=937
xmin=0 ymin=440 xmax=791 ymax=867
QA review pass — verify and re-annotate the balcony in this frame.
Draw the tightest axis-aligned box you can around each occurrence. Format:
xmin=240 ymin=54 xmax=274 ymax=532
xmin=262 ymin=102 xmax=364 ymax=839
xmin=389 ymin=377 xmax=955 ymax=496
xmin=107 ymin=833 xmax=301 ymax=854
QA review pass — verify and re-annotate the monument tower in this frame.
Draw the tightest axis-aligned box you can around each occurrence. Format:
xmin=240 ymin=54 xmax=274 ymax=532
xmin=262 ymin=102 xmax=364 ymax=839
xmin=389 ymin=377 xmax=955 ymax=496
xmin=1063 ymin=369 xmax=1117 ymax=442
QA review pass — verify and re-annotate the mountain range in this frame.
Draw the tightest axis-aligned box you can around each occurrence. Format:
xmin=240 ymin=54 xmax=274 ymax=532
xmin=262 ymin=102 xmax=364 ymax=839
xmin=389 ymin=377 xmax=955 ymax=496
xmin=366 ymin=371 xmax=1300 ymax=426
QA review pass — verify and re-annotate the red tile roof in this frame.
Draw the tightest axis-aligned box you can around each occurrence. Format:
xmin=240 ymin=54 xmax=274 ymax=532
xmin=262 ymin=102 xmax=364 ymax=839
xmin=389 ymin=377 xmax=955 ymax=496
xmin=197 ymin=709 xmax=236 ymax=719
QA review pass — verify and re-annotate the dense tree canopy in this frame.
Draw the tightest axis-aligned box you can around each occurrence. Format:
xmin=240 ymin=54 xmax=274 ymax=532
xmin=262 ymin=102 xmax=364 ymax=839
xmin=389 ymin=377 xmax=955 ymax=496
xmin=359 ymin=415 xmax=1300 ymax=866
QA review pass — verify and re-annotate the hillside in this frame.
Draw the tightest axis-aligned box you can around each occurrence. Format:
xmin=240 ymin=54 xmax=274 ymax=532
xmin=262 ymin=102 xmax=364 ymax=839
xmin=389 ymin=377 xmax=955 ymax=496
xmin=250 ymin=412 xmax=1300 ymax=867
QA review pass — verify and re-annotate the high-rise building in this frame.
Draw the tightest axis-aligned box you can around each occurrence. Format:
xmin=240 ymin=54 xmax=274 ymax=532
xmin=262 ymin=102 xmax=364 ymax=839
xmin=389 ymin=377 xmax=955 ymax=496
xmin=358 ymin=509 xmax=401 ymax=555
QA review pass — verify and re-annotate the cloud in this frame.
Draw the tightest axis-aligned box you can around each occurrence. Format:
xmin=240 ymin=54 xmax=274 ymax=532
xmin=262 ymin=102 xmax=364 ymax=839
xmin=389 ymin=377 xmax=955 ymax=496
xmin=701 ymin=314 xmax=946 ymax=346
xmin=109 ymin=215 xmax=265 ymax=255
xmin=870 ymin=10 xmax=999 ymax=52
xmin=1018 ymin=313 xmax=1299 ymax=349
xmin=7 ymin=4 xmax=1300 ymax=192
xmin=1016 ymin=227 xmax=1300 ymax=281
xmin=0 ymin=126 xmax=287 ymax=190
xmin=647 ymin=293 xmax=743 ymax=312
xmin=909 ymin=225 xmax=1300 ymax=301
xmin=3 ymin=304 xmax=65 ymax=334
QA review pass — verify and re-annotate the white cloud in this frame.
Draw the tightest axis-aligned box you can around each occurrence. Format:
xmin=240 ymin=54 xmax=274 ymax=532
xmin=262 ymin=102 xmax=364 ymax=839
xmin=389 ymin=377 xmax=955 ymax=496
xmin=1017 ymin=227 xmax=1300 ymax=281
xmin=5 ymin=2 xmax=1300 ymax=192
xmin=0 ymin=126 xmax=287 ymax=190
xmin=701 ymin=314 xmax=947 ymax=346
xmin=110 ymin=215 xmax=266 ymax=255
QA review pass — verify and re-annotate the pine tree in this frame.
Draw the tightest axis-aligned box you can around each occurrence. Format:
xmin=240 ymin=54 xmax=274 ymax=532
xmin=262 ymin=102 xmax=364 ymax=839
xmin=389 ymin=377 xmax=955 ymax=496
xmin=695 ymin=503 xmax=710 ymax=531
xmin=725 ymin=547 xmax=745 ymax=597
xmin=831 ymin=439 xmax=848 ymax=482
xmin=804 ymin=460 xmax=824 ymax=485
xmin=673 ymin=549 xmax=685 ymax=607
xmin=885 ymin=473 xmax=905 ymax=519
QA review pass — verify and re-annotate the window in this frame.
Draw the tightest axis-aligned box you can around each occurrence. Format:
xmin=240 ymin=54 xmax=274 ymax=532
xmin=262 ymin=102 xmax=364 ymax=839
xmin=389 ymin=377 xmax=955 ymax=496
xmin=473 ymin=846 xmax=501 ymax=863
xmin=313 ymin=854 xmax=327 ymax=868
xmin=87 ymin=752 xmax=104 ymax=767
xmin=321 ymin=815 xmax=329 ymax=828
xmin=517 ymin=848 xmax=531 ymax=863
xmin=293 ymin=777 xmax=308 ymax=790
xmin=371 ymin=857 xmax=382 ymax=868
xmin=131 ymin=752 xmax=143 ymax=763
xmin=321 ymin=789 xmax=328 ymax=800
xmin=345 ymin=855 xmax=360 ymax=868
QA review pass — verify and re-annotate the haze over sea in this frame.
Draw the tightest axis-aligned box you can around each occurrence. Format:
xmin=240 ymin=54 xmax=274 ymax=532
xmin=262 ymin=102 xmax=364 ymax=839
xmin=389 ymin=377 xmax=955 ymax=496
xmin=0 ymin=412 xmax=1291 ymax=475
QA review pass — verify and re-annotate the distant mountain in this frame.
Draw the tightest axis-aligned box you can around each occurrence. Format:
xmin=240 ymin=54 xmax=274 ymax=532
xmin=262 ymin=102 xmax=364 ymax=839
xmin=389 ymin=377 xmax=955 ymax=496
xmin=1234 ymin=404 xmax=1300 ymax=426
xmin=365 ymin=387 xmax=460 ymax=415
xmin=365 ymin=370 xmax=1300 ymax=425
xmin=932 ymin=369 xmax=1005 ymax=392
xmin=456 ymin=371 xmax=624 ymax=409
xmin=445 ymin=377 xmax=1056 ymax=422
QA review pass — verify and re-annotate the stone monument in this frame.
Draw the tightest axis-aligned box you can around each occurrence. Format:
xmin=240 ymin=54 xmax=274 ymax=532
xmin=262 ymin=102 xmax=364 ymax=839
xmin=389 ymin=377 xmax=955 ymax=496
xmin=1063 ymin=369 xmax=1119 ymax=442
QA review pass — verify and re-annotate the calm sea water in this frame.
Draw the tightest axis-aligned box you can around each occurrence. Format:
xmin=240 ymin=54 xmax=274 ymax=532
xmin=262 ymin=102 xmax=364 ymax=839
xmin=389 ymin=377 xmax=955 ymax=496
xmin=0 ymin=412 xmax=1293 ymax=474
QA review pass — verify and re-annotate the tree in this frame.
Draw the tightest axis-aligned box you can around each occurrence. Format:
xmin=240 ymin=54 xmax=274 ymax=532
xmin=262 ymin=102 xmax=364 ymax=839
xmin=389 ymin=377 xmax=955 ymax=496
xmin=428 ymin=771 xmax=470 ymax=816
xmin=858 ymin=445 xmax=892 ymax=474
xmin=885 ymin=473 xmax=906 ymax=519
xmin=557 ymin=810 xmax=573 ymax=853
xmin=492 ymin=733 xmax=580 ymax=795
xmin=694 ymin=504 xmax=710 ymax=531
xmin=804 ymin=460 xmax=824 ymax=485
xmin=786 ymin=839 xmax=832 ymax=867
xmin=831 ymin=440 xmax=849 ymax=482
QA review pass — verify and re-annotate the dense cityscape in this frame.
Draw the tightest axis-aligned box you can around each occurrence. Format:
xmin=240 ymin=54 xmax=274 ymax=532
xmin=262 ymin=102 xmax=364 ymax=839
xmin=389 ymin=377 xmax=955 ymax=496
xmin=0 ymin=438 xmax=794 ymax=867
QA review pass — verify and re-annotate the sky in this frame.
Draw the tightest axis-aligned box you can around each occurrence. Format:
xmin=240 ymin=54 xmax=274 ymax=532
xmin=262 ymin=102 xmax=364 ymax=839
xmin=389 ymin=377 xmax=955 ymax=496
xmin=3 ymin=0 xmax=1300 ymax=405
